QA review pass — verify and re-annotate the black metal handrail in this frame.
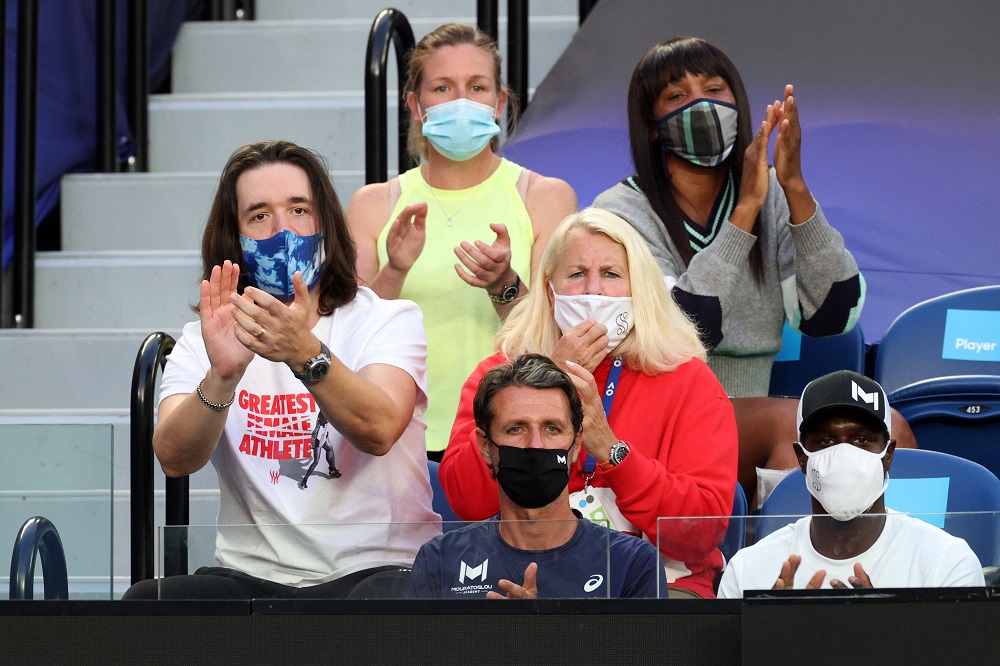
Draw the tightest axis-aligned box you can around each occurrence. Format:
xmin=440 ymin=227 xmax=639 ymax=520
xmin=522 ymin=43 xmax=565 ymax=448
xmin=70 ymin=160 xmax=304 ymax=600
xmin=506 ymin=0 xmax=528 ymax=124
xmin=127 ymin=0 xmax=149 ymax=172
xmin=8 ymin=516 xmax=69 ymax=600
xmin=208 ymin=0 xmax=255 ymax=21
xmin=364 ymin=8 xmax=416 ymax=185
xmin=477 ymin=0 xmax=499 ymax=43
xmin=10 ymin=0 xmax=39 ymax=329
xmin=474 ymin=1 xmax=529 ymax=126
xmin=96 ymin=0 xmax=117 ymax=173
xmin=129 ymin=331 xmax=187 ymax=584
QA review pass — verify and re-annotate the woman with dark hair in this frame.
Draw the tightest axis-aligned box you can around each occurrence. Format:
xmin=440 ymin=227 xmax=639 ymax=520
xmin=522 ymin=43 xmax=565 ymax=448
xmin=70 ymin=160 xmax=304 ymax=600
xmin=126 ymin=140 xmax=440 ymax=600
xmin=347 ymin=23 xmax=577 ymax=460
xmin=594 ymin=37 xmax=864 ymax=399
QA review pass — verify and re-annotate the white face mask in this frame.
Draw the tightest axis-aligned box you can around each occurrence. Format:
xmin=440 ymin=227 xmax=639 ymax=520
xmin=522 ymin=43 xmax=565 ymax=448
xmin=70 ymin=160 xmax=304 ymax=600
xmin=800 ymin=443 xmax=890 ymax=522
xmin=551 ymin=285 xmax=634 ymax=353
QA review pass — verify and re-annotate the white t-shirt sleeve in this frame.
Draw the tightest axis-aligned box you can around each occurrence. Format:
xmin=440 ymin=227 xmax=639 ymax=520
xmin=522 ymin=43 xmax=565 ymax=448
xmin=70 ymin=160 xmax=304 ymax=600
xmin=353 ymin=298 xmax=429 ymax=411
xmin=933 ymin=540 xmax=986 ymax=587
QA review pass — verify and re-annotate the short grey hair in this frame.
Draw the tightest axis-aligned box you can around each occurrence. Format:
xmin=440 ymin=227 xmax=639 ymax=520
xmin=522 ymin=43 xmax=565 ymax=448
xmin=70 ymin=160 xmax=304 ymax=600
xmin=473 ymin=354 xmax=584 ymax=438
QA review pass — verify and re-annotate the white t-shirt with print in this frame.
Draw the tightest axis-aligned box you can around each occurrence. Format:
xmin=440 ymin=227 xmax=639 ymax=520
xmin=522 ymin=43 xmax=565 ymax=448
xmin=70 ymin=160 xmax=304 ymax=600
xmin=718 ymin=511 xmax=985 ymax=598
xmin=160 ymin=287 xmax=441 ymax=586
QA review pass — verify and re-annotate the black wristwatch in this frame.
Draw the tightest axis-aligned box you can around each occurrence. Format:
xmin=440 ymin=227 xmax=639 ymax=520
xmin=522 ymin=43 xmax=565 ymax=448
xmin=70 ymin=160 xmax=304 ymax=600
xmin=293 ymin=342 xmax=331 ymax=385
xmin=608 ymin=441 xmax=630 ymax=467
xmin=489 ymin=274 xmax=521 ymax=304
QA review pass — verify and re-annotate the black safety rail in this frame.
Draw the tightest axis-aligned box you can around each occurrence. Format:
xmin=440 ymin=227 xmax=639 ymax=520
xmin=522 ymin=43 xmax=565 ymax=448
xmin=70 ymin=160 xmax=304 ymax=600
xmin=1 ymin=0 xmax=153 ymax=328
xmin=208 ymin=0 xmax=255 ymax=21
xmin=1 ymin=0 xmax=39 ymax=329
xmin=364 ymin=8 xmax=417 ymax=185
xmin=474 ymin=0 xmax=528 ymax=127
xmin=8 ymin=516 xmax=69 ymax=600
xmin=130 ymin=332 xmax=189 ymax=584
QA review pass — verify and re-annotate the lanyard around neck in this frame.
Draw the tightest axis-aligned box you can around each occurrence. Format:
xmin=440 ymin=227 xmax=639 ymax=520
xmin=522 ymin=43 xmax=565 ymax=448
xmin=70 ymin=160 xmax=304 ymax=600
xmin=583 ymin=356 xmax=623 ymax=475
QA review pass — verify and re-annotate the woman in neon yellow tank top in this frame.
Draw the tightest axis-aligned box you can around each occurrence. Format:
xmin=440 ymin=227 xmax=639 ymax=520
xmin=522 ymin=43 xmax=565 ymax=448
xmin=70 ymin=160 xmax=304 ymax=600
xmin=347 ymin=23 xmax=578 ymax=460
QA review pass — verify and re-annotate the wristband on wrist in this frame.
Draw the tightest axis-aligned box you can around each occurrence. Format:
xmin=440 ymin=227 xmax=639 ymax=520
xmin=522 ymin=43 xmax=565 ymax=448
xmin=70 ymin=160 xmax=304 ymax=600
xmin=196 ymin=379 xmax=235 ymax=412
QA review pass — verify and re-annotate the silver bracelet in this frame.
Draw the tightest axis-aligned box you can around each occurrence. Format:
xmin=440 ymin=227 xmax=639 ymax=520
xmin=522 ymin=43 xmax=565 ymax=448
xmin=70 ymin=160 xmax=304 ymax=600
xmin=196 ymin=379 xmax=235 ymax=412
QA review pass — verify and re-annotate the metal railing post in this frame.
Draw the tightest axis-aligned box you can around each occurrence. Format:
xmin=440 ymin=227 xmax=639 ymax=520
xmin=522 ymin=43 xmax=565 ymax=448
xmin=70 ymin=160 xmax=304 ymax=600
xmin=477 ymin=0 xmax=498 ymax=44
xmin=127 ymin=0 xmax=148 ymax=172
xmin=364 ymin=8 xmax=416 ymax=185
xmin=96 ymin=0 xmax=118 ymax=173
xmin=13 ymin=0 xmax=39 ymax=329
xmin=130 ymin=332 xmax=175 ymax=584
xmin=507 ymin=0 xmax=528 ymax=124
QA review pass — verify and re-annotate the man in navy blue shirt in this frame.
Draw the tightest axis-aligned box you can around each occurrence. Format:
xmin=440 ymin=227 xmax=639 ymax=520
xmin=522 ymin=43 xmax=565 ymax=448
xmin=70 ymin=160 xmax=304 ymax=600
xmin=406 ymin=354 xmax=666 ymax=599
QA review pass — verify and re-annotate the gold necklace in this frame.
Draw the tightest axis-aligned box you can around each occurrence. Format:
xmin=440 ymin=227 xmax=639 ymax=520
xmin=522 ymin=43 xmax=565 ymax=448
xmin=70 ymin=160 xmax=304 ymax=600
xmin=424 ymin=156 xmax=498 ymax=227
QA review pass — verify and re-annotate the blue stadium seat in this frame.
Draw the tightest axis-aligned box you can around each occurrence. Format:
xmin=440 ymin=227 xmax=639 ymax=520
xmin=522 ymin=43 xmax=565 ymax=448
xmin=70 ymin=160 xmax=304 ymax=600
xmin=427 ymin=460 xmax=461 ymax=530
xmin=756 ymin=449 xmax=1000 ymax=570
xmin=719 ymin=483 xmax=748 ymax=564
xmin=768 ymin=323 xmax=865 ymax=398
xmin=874 ymin=286 xmax=1000 ymax=477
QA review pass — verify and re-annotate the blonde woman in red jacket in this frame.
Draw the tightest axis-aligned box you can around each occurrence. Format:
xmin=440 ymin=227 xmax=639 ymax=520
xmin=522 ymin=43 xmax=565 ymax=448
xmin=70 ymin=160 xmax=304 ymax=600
xmin=439 ymin=208 xmax=738 ymax=599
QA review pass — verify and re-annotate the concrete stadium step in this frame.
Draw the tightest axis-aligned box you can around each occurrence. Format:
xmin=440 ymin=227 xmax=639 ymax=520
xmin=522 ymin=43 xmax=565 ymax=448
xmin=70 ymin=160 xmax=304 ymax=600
xmin=60 ymin=170 xmax=365 ymax=252
xmin=256 ymin=0 xmax=577 ymax=21
xmin=0 ymin=329 xmax=180 ymax=409
xmin=171 ymin=17 xmax=575 ymax=94
xmin=148 ymin=92 xmax=378 ymax=174
xmin=33 ymin=251 xmax=201 ymax=330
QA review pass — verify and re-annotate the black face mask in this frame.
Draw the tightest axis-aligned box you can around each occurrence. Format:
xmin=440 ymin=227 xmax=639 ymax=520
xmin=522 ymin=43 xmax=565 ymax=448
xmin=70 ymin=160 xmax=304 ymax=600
xmin=493 ymin=444 xmax=571 ymax=509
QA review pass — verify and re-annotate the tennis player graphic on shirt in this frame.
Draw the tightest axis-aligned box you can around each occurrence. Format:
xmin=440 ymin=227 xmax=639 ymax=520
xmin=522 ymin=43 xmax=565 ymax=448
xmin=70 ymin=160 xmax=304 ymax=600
xmin=299 ymin=411 xmax=342 ymax=489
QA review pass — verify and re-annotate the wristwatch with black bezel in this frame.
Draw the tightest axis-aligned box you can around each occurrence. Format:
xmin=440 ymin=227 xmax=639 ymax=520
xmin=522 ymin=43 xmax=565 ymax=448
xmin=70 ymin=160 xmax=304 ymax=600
xmin=293 ymin=341 xmax=332 ymax=385
xmin=608 ymin=440 xmax=630 ymax=467
xmin=489 ymin=274 xmax=521 ymax=304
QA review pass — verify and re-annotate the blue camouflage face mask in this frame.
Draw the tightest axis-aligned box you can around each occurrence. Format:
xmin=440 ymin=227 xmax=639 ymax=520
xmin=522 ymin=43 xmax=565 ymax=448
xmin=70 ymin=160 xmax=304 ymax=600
xmin=239 ymin=229 xmax=324 ymax=299
xmin=420 ymin=98 xmax=501 ymax=161
xmin=652 ymin=98 xmax=739 ymax=168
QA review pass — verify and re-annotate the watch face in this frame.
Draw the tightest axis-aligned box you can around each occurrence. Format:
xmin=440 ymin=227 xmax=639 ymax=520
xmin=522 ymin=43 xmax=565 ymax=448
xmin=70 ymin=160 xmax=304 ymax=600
xmin=501 ymin=284 xmax=519 ymax=303
xmin=308 ymin=361 xmax=330 ymax=382
xmin=610 ymin=442 xmax=629 ymax=465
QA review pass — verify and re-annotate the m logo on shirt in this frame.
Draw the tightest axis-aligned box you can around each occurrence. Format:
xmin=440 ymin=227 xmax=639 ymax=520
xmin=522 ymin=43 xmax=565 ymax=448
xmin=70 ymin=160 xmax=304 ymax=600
xmin=459 ymin=559 xmax=489 ymax=584
xmin=851 ymin=380 xmax=879 ymax=411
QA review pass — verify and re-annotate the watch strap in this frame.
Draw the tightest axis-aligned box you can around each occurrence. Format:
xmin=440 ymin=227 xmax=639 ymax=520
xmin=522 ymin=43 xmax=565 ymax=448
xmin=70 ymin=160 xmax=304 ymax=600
xmin=489 ymin=274 xmax=521 ymax=303
xmin=293 ymin=341 xmax=331 ymax=383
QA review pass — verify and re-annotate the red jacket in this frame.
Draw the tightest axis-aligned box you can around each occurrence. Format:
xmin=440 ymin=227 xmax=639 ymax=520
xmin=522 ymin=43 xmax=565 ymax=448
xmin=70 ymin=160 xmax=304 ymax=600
xmin=440 ymin=353 xmax=739 ymax=598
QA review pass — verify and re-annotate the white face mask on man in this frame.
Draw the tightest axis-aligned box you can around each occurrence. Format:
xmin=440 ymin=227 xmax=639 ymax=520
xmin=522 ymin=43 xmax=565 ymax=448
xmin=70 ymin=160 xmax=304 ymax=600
xmin=550 ymin=285 xmax=634 ymax=353
xmin=799 ymin=442 xmax=890 ymax=521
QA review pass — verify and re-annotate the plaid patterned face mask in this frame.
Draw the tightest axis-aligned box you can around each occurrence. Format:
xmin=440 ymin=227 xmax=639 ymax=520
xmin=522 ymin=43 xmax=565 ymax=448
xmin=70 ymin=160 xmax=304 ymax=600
xmin=651 ymin=98 xmax=739 ymax=168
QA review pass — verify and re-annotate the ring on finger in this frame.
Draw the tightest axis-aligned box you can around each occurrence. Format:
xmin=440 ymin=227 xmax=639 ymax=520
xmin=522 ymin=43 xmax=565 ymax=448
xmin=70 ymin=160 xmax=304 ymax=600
xmin=255 ymin=327 xmax=266 ymax=339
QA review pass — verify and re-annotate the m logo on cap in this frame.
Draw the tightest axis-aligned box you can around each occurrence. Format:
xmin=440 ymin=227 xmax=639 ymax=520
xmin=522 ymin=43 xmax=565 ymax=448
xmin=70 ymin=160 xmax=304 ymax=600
xmin=852 ymin=380 xmax=879 ymax=411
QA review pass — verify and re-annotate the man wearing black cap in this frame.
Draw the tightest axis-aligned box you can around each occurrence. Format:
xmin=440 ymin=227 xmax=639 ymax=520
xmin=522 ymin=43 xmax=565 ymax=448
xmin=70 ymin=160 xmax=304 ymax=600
xmin=719 ymin=370 xmax=984 ymax=597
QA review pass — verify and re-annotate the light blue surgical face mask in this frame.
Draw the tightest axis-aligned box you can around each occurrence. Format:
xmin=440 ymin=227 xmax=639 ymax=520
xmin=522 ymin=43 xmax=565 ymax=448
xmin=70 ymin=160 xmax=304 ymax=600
xmin=239 ymin=229 xmax=324 ymax=299
xmin=420 ymin=98 xmax=501 ymax=161
xmin=652 ymin=98 xmax=739 ymax=168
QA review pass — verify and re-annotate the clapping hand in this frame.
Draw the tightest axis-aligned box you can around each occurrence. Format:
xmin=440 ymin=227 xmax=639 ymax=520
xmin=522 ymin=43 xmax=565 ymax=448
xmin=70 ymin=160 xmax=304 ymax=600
xmin=454 ymin=222 xmax=515 ymax=293
xmin=385 ymin=202 xmax=428 ymax=274
xmin=200 ymin=261 xmax=254 ymax=380
xmin=772 ymin=554 xmax=826 ymax=590
xmin=229 ymin=271 xmax=317 ymax=368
